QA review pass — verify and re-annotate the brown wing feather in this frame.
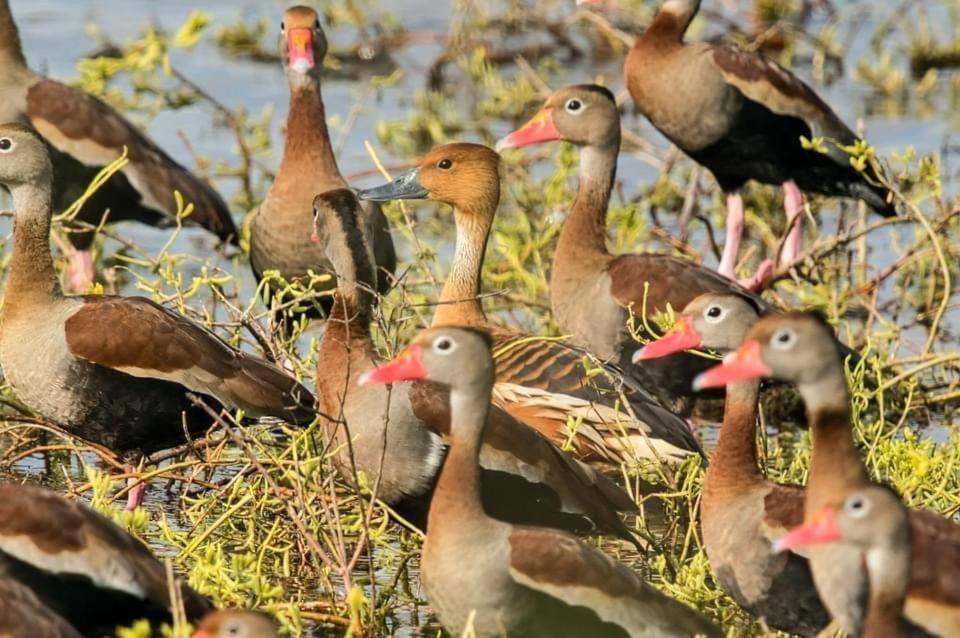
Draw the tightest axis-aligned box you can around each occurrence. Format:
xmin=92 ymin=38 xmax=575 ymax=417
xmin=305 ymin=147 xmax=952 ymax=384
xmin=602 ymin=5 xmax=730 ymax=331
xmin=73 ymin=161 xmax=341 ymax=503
xmin=508 ymin=527 xmax=720 ymax=637
xmin=64 ymin=296 xmax=315 ymax=424
xmin=408 ymin=382 xmax=637 ymax=531
xmin=907 ymin=509 xmax=960 ymax=606
xmin=710 ymin=47 xmax=856 ymax=164
xmin=0 ymin=483 xmax=211 ymax=622
xmin=26 ymin=78 xmax=237 ymax=243
xmin=0 ymin=578 xmax=82 ymax=638
xmin=607 ymin=253 xmax=768 ymax=318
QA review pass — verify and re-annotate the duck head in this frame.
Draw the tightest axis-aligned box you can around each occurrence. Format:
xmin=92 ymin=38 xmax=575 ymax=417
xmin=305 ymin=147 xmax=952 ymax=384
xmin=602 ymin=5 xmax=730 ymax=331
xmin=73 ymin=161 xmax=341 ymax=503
xmin=280 ymin=6 xmax=329 ymax=83
xmin=496 ymin=84 xmax=620 ymax=151
xmin=359 ymin=326 xmax=495 ymax=393
xmin=0 ymin=123 xmax=52 ymax=192
xmin=692 ymin=312 xmax=844 ymax=393
xmin=356 ymin=142 xmax=502 ymax=216
xmin=633 ymin=292 xmax=762 ymax=362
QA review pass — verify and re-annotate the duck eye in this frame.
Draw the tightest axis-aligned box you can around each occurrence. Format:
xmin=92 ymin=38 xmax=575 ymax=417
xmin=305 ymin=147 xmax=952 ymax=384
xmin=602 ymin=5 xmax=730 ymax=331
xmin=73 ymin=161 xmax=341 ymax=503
xmin=314 ymin=19 xmax=321 ymax=29
xmin=565 ymin=98 xmax=583 ymax=113
xmin=433 ymin=336 xmax=456 ymax=354
xmin=704 ymin=305 xmax=725 ymax=323
xmin=0 ymin=138 xmax=13 ymax=153
xmin=771 ymin=328 xmax=797 ymax=351
xmin=438 ymin=159 xmax=453 ymax=170
xmin=845 ymin=494 xmax=870 ymax=518
xmin=280 ymin=20 xmax=286 ymax=31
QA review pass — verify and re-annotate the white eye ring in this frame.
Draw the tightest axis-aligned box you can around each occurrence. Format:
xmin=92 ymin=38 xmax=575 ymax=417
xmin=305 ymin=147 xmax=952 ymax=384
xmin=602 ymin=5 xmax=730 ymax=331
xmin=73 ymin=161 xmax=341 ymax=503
xmin=433 ymin=336 xmax=456 ymax=355
xmin=770 ymin=328 xmax=797 ymax=351
xmin=703 ymin=304 xmax=726 ymax=324
xmin=564 ymin=98 xmax=584 ymax=114
xmin=844 ymin=494 xmax=871 ymax=519
xmin=0 ymin=138 xmax=15 ymax=154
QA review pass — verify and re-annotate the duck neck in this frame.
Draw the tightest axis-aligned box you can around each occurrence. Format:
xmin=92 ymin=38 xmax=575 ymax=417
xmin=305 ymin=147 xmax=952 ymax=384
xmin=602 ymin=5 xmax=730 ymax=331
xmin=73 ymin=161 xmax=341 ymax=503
xmin=802 ymin=373 xmax=868 ymax=513
xmin=705 ymin=380 xmax=763 ymax=495
xmin=0 ymin=1 xmax=28 ymax=73
xmin=556 ymin=144 xmax=617 ymax=264
xmin=428 ymin=384 xmax=491 ymax=528
xmin=320 ymin=222 xmax=377 ymax=363
xmin=433 ymin=208 xmax=491 ymax=328
xmin=280 ymin=78 xmax=344 ymax=187
xmin=644 ymin=0 xmax=700 ymax=44
xmin=6 ymin=184 xmax=60 ymax=308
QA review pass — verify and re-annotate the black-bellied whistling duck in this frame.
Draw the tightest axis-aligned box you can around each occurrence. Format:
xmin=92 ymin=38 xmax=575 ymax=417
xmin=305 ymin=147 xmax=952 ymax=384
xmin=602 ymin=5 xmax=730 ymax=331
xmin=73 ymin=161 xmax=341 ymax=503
xmin=360 ymin=326 xmax=721 ymax=638
xmin=633 ymin=293 xmax=829 ymax=636
xmin=249 ymin=6 xmax=394 ymax=326
xmin=0 ymin=0 xmax=237 ymax=292
xmin=695 ymin=313 xmax=960 ymax=636
xmin=619 ymin=0 xmax=896 ymax=288
xmin=0 ymin=578 xmax=81 ymax=638
xmin=192 ymin=610 xmax=278 ymax=638
xmin=0 ymin=483 xmax=212 ymax=635
xmin=312 ymin=188 xmax=636 ymax=537
xmin=357 ymin=142 xmax=702 ymax=465
xmin=776 ymin=485 xmax=930 ymax=638
xmin=496 ymin=85 xmax=767 ymax=408
xmin=0 ymin=124 xmax=314 ymax=476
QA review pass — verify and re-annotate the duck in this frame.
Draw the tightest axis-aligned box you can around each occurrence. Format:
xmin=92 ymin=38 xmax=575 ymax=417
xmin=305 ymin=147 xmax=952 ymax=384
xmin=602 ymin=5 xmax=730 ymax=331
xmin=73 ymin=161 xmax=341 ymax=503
xmin=0 ymin=482 xmax=212 ymax=636
xmin=0 ymin=578 xmax=82 ymax=638
xmin=775 ymin=485 xmax=930 ymax=638
xmin=496 ymin=85 xmax=767 ymax=410
xmin=0 ymin=0 xmax=238 ymax=292
xmin=356 ymin=141 xmax=702 ymax=465
xmin=0 ymin=123 xmax=315 ymax=467
xmin=619 ymin=0 xmax=896 ymax=288
xmin=192 ymin=610 xmax=278 ymax=638
xmin=694 ymin=313 xmax=960 ymax=637
xmin=360 ymin=325 xmax=722 ymax=638
xmin=248 ymin=6 xmax=395 ymax=329
xmin=312 ymin=187 xmax=636 ymax=537
xmin=633 ymin=293 xmax=830 ymax=636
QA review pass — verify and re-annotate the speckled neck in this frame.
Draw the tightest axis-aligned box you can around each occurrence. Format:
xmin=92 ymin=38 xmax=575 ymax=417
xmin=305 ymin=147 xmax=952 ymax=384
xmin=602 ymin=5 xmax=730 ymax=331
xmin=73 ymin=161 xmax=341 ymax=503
xmin=432 ymin=208 xmax=492 ymax=328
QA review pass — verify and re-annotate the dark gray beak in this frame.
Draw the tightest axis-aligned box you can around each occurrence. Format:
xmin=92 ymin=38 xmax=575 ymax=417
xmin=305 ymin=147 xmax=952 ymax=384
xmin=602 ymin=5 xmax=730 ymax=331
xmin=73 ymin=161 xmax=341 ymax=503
xmin=356 ymin=168 xmax=428 ymax=202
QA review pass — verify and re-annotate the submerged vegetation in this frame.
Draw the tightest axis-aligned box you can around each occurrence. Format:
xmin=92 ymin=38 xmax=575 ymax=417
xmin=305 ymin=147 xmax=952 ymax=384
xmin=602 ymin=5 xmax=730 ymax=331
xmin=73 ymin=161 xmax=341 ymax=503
xmin=1 ymin=0 xmax=959 ymax=635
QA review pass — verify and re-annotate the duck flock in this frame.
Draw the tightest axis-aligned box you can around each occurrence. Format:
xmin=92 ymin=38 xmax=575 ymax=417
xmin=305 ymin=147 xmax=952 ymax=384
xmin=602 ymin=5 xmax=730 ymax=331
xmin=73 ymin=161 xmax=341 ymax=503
xmin=0 ymin=0 xmax=956 ymax=637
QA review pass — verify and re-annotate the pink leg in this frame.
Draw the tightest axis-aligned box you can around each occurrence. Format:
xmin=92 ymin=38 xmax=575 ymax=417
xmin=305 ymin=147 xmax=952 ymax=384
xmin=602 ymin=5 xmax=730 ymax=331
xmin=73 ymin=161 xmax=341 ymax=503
xmin=66 ymin=249 xmax=95 ymax=292
xmin=718 ymin=193 xmax=774 ymax=291
xmin=717 ymin=193 xmax=744 ymax=280
xmin=780 ymin=180 xmax=804 ymax=268
xmin=125 ymin=465 xmax=147 ymax=511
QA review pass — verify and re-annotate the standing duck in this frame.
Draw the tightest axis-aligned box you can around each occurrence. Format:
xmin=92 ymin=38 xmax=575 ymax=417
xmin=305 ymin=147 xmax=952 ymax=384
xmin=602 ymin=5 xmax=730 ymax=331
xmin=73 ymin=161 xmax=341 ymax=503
xmin=694 ymin=313 xmax=960 ymax=637
xmin=312 ymin=188 xmax=636 ymax=536
xmin=0 ymin=0 xmax=237 ymax=291
xmin=0 ymin=123 xmax=315 ymax=460
xmin=776 ymin=485 xmax=929 ymax=637
xmin=357 ymin=142 xmax=702 ymax=465
xmin=634 ymin=293 xmax=830 ymax=636
xmin=496 ymin=85 xmax=766 ymax=407
xmin=621 ymin=0 xmax=896 ymax=287
xmin=360 ymin=326 xmax=721 ymax=638
xmin=0 ymin=482 xmax=211 ymax=635
xmin=249 ymin=6 xmax=394 ymax=327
